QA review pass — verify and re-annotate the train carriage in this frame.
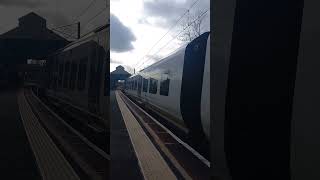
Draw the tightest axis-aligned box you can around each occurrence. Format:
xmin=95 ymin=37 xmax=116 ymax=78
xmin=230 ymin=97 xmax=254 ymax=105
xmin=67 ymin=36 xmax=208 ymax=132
xmin=124 ymin=32 xmax=210 ymax=148
xmin=45 ymin=24 xmax=109 ymax=128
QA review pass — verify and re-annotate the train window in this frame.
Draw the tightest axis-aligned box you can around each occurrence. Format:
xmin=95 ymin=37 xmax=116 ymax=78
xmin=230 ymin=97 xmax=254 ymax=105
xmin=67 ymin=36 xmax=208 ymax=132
xmin=134 ymin=80 xmax=137 ymax=90
xmin=70 ymin=62 xmax=77 ymax=90
xmin=63 ymin=62 xmax=70 ymax=88
xmin=58 ymin=63 xmax=63 ymax=87
xmin=160 ymin=78 xmax=170 ymax=96
xmin=149 ymin=78 xmax=158 ymax=94
xmin=143 ymin=78 xmax=148 ymax=92
xmin=78 ymin=58 xmax=88 ymax=90
xmin=104 ymin=70 xmax=109 ymax=96
xmin=138 ymin=78 xmax=142 ymax=91
xmin=54 ymin=57 xmax=58 ymax=72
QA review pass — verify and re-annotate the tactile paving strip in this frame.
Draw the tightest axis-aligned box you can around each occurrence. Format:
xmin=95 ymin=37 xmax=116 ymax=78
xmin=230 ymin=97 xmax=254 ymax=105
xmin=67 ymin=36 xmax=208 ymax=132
xmin=115 ymin=91 xmax=177 ymax=180
xmin=17 ymin=89 xmax=80 ymax=180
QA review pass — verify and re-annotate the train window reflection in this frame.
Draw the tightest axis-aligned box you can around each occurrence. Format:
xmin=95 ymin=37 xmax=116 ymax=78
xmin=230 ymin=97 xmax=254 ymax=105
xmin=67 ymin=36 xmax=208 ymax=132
xmin=63 ymin=62 xmax=70 ymax=88
xmin=138 ymin=78 xmax=142 ymax=91
xmin=77 ymin=58 xmax=87 ymax=90
xmin=58 ymin=63 xmax=63 ymax=87
xmin=104 ymin=72 xmax=108 ymax=96
xmin=160 ymin=78 xmax=170 ymax=96
xmin=143 ymin=78 xmax=148 ymax=92
xmin=70 ymin=62 xmax=77 ymax=90
xmin=149 ymin=78 xmax=158 ymax=94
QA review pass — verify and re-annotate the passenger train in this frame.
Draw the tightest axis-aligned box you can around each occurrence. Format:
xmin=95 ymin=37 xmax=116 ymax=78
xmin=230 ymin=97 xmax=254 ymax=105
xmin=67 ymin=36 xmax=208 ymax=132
xmin=43 ymin=24 xmax=109 ymax=129
xmin=124 ymin=32 xmax=210 ymax=147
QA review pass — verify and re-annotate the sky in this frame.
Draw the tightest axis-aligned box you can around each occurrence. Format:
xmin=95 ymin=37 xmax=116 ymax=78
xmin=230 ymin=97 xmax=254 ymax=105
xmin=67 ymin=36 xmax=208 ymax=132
xmin=0 ymin=0 xmax=108 ymax=39
xmin=110 ymin=0 xmax=210 ymax=73
xmin=0 ymin=0 xmax=209 ymax=73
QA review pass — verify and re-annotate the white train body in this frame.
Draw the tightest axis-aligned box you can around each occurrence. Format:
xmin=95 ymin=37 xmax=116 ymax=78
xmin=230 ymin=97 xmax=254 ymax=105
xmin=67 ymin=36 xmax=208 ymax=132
xmin=46 ymin=24 xmax=110 ymax=128
xmin=124 ymin=32 xmax=210 ymax=142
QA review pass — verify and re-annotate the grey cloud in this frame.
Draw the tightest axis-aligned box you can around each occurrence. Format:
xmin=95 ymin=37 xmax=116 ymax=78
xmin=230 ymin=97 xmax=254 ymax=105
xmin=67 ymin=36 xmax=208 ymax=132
xmin=0 ymin=0 xmax=46 ymax=8
xmin=82 ymin=9 xmax=108 ymax=35
xmin=36 ymin=10 xmax=71 ymax=27
xmin=142 ymin=0 xmax=210 ymax=28
xmin=138 ymin=16 xmax=168 ymax=27
xmin=110 ymin=14 xmax=136 ymax=52
xmin=137 ymin=18 xmax=150 ymax=25
xmin=110 ymin=58 xmax=123 ymax=64
xmin=32 ymin=10 xmax=77 ymax=39
xmin=143 ymin=0 xmax=186 ymax=27
xmin=0 ymin=0 xmax=106 ymax=36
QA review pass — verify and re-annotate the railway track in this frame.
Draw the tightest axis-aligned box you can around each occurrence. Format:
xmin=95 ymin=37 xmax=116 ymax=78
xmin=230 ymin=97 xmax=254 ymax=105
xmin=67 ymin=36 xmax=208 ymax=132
xmin=125 ymin=93 xmax=210 ymax=160
xmin=42 ymin=94 xmax=109 ymax=154
xmin=118 ymin=91 xmax=210 ymax=180
xmin=24 ymin=87 xmax=110 ymax=180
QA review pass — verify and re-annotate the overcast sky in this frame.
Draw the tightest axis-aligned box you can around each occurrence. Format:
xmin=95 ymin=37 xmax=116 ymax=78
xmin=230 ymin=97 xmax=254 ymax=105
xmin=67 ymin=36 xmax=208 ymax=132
xmin=110 ymin=0 xmax=210 ymax=73
xmin=0 ymin=0 xmax=108 ymax=39
xmin=0 ymin=0 xmax=209 ymax=73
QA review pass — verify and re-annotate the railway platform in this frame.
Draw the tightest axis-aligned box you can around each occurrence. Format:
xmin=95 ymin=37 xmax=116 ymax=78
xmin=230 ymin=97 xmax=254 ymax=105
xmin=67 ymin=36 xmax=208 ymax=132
xmin=110 ymin=90 xmax=143 ymax=180
xmin=3 ymin=85 xmax=110 ymax=180
xmin=24 ymin=87 xmax=109 ymax=180
xmin=18 ymin=88 xmax=80 ymax=180
xmin=114 ymin=90 xmax=210 ymax=180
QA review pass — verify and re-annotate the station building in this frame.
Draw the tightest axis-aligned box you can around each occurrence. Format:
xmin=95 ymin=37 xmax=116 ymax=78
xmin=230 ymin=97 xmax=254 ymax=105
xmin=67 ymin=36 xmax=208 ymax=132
xmin=110 ymin=66 xmax=131 ymax=90
xmin=0 ymin=12 xmax=69 ymax=86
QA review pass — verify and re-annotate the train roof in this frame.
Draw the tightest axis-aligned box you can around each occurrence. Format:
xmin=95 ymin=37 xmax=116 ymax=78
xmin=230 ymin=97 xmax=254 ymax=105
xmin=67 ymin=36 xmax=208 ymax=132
xmin=138 ymin=43 xmax=187 ymax=73
xmin=49 ymin=24 xmax=109 ymax=56
xmin=138 ymin=31 xmax=210 ymax=73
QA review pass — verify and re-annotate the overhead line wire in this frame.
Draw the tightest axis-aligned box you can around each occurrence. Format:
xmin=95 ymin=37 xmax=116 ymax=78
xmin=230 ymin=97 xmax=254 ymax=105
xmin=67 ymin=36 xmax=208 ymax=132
xmin=137 ymin=8 xmax=209 ymax=70
xmin=134 ymin=0 xmax=202 ymax=69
